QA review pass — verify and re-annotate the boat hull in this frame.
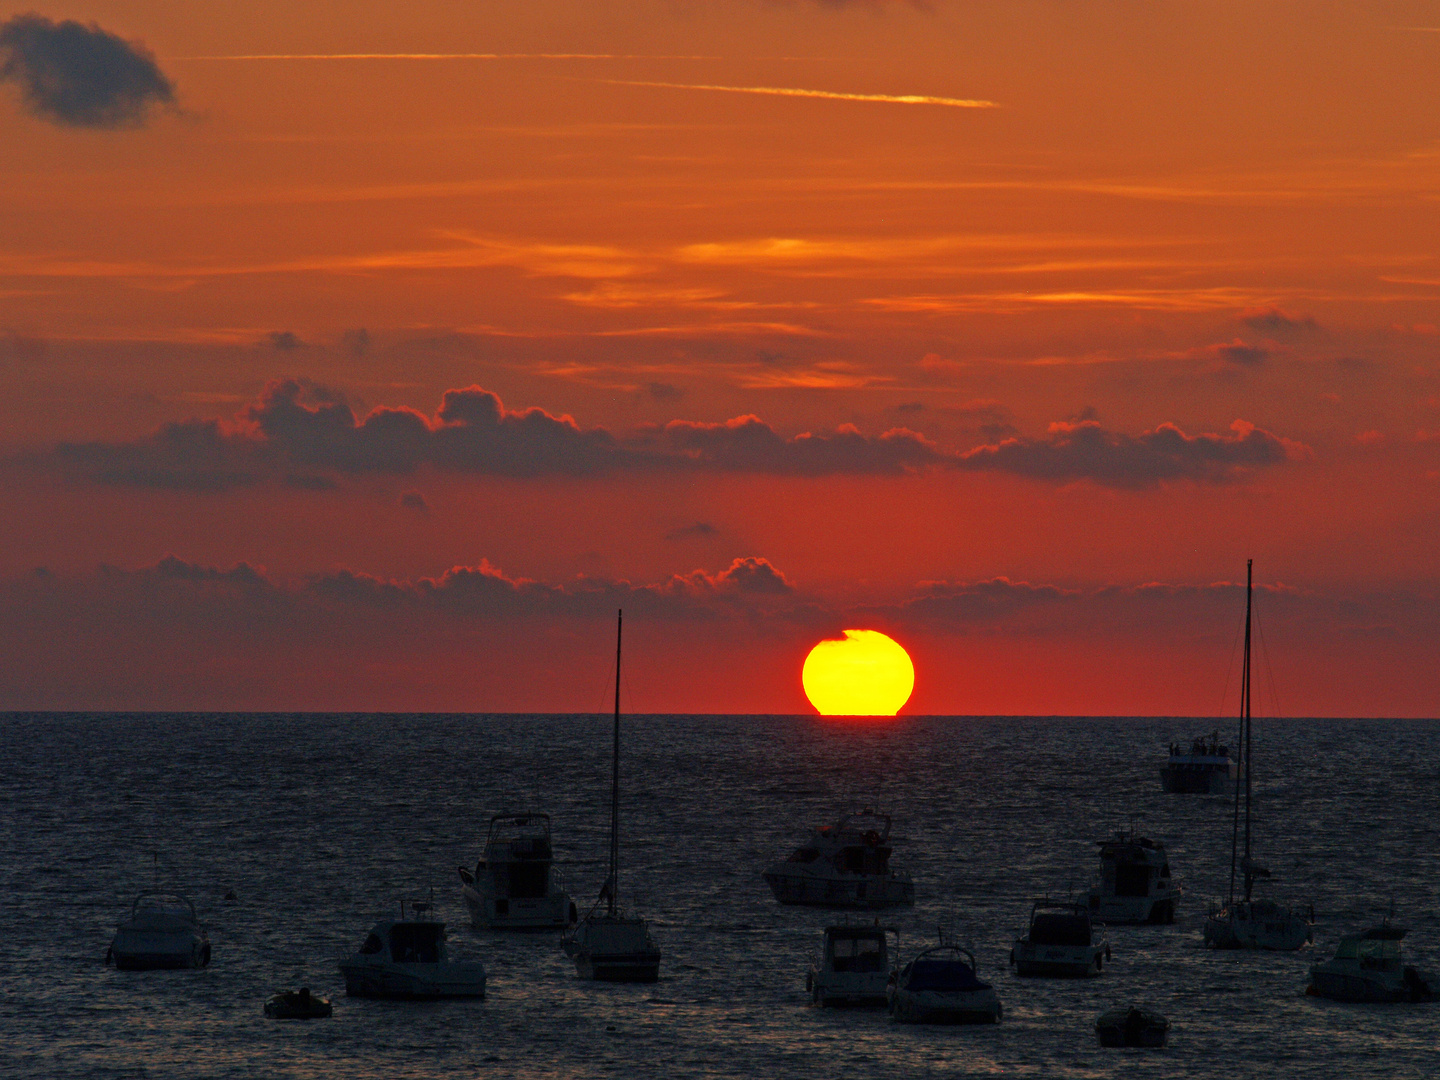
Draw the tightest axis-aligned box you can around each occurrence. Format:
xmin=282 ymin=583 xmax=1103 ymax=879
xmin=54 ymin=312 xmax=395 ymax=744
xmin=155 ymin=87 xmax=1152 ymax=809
xmin=889 ymin=988 xmax=1001 ymax=1025
xmin=109 ymin=931 xmax=208 ymax=970
xmin=1160 ymin=762 xmax=1234 ymax=794
xmin=1307 ymin=967 xmax=1434 ymax=1003
xmin=339 ymin=961 xmax=486 ymax=999
xmin=763 ymin=869 xmax=914 ymax=909
xmin=575 ymin=952 xmax=661 ymax=983
xmin=1204 ymin=907 xmax=1312 ymax=951
xmin=461 ymin=883 xmax=576 ymax=931
xmin=809 ymin=969 xmax=890 ymax=1006
xmin=1096 ymin=1008 xmax=1169 ymax=1047
xmin=1011 ymin=941 xmax=1104 ymax=978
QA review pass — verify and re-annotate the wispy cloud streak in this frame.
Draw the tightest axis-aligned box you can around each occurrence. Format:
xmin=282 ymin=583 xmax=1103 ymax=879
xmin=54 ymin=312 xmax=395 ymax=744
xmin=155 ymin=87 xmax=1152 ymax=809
xmin=178 ymin=53 xmax=717 ymax=61
xmin=600 ymin=79 xmax=996 ymax=109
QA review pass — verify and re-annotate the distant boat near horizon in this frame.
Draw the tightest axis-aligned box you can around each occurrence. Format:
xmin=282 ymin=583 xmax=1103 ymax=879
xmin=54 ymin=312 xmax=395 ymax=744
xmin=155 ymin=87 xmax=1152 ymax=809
xmin=1160 ymin=730 xmax=1237 ymax=794
xmin=762 ymin=808 xmax=915 ymax=909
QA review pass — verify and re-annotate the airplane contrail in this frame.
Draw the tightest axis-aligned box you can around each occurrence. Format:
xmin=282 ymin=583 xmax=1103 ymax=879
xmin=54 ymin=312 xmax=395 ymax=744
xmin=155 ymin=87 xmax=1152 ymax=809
xmin=599 ymin=79 xmax=996 ymax=109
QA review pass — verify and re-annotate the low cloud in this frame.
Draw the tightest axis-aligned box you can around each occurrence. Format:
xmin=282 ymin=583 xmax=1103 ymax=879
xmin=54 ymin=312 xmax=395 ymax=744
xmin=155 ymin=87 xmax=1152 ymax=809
xmin=34 ymin=378 xmax=1304 ymax=492
xmin=958 ymin=419 xmax=1306 ymax=488
xmin=1239 ymin=307 xmax=1319 ymax=337
xmin=399 ymin=490 xmax=429 ymax=513
xmin=666 ymin=521 xmax=719 ymax=541
xmin=0 ymin=15 xmax=175 ymax=128
xmin=1209 ymin=339 xmax=1270 ymax=366
xmin=267 ymin=331 xmax=304 ymax=351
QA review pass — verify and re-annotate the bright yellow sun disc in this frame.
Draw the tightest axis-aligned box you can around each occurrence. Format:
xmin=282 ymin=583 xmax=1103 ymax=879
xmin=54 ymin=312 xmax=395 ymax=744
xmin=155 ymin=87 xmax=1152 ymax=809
xmin=802 ymin=629 xmax=914 ymax=716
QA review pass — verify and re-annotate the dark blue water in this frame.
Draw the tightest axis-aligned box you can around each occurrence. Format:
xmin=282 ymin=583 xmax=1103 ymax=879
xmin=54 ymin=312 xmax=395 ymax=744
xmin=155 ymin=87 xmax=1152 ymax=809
xmin=1 ymin=714 xmax=1436 ymax=1079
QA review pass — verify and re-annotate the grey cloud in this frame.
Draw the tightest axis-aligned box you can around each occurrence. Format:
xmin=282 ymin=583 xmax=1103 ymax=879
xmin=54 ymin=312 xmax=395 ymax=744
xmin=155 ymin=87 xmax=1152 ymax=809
xmin=646 ymin=381 xmax=685 ymax=402
xmin=958 ymin=419 xmax=1305 ymax=488
xmin=399 ymin=490 xmax=429 ymax=513
xmin=267 ymin=331 xmax=305 ymax=351
xmin=666 ymin=521 xmax=719 ymax=541
xmin=1239 ymin=307 xmax=1320 ymax=337
xmin=35 ymin=379 xmax=1304 ymax=492
xmin=0 ymin=14 xmax=174 ymax=129
xmin=1211 ymin=340 xmax=1269 ymax=366
xmin=341 ymin=328 xmax=371 ymax=358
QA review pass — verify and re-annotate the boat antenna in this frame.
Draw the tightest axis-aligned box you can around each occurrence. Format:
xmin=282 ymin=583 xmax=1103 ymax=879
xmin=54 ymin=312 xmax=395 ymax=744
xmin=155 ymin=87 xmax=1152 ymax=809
xmin=607 ymin=608 xmax=622 ymax=917
xmin=1227 ymin=559 xmax=1253 ymax=907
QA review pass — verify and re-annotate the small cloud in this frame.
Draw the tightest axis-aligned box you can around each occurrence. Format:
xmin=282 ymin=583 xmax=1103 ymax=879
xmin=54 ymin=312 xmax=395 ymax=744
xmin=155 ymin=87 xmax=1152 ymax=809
xmin=646 ymin=381 xmax=685 ymax=402
xmin=3 ymin=331 xmax=47 ymax=363
xmin=341 ymin=328 xmax=371 ymax=358
xmin=665 ymin=521 xmax=719 ymax=541
xmin=0 ymin=14 xmax=175 ymax=129
xmin=399 ymin=491 xmax=429 ymax=513
xmin=1067 ymin=405 xmax=1099 ymax=423
xmin=1335 ymin=356 xmax=1375 ymax=371
xmin=284 ymin=474 xmax=338 ymax=491
xmin=266 ymin=331 xmax=304 ymax=351
xmin=1211 ymin=339 xmax=1270 ymax=367
xmin=893 ymin=402 xmax=924 ymax=414
xmin=1355 ymin=430 xmax=1385 ymax=445
xmin=1238 ymin=307 xmax=1319 ymax=336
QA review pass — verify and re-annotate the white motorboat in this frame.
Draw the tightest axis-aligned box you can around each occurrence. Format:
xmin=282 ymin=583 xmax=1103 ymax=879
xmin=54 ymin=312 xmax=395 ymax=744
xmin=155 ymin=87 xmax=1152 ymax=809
xmin=106 ymin=892 xmax=210 ymax=970
xmin=1085 ymin=830 xmax=1180 ymax=925
xmin=807 ymin=921 xmax=897 ymax=1006
xmin=1160 ymin=731 xmax=1236 ymax=794
xmin=562 ymin=610 xmax=662 ymax=983
xmin=888 ymin=942 xmax=1002 ymax=1024
xmin=458 ymin=813 xmax=577 ymax=930
xmin=1010 ymin=900 xmax=1109 ymax=977
xmin=1096 ymin=1007 xmax=1170 ymax=1048
xmin=338 ymin=899 xmax=486 ymax=999
xmin=762 ymin=809 xmax=915 ymax=909
xmin=1307 ymin=922 xmax=1436 ymax=1003
xmin=1203 ymin=560 xmax=1314 ymax=952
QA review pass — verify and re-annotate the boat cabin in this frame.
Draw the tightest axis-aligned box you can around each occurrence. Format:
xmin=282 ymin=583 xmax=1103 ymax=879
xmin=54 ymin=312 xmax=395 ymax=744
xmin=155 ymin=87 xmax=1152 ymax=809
xmin=360 ymin=920 xmax=446 ymax=965
xmin=1029 ymin=909 xmax=1093 ymax=948
xmin=825 ymin=926 xmax=890 ymax=973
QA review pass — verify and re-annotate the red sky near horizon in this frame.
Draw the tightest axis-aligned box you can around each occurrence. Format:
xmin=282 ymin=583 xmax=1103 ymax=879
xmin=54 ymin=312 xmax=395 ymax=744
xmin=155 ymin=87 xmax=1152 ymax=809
xmin=2 ymin=1 xmax=1439 ymax=715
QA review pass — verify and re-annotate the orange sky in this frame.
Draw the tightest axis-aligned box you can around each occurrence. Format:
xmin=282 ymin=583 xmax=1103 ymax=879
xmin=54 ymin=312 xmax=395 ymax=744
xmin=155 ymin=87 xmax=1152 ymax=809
xmin=2 ymin=1 xmax=1438 ymax=714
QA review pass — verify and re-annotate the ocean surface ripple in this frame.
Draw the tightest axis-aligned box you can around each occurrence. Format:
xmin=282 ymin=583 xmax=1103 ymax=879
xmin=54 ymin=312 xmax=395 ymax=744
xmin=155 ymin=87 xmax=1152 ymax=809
xmin=1 ymin=713 xmax=1436 ymax=1079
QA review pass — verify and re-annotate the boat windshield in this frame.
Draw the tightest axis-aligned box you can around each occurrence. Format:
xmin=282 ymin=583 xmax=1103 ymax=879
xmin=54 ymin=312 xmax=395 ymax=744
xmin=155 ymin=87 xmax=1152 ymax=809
xmin=1030 ymin=913 xmax=1092 ymax=946
xmin=827 ymin=931 xmax=887 ymax=971
xmin=787 ymin=847 xmax=821 ymax=864
xmin=1334 ymin=938 xmax=1401 ymax=963
xmin=389 ymin=924 xmax=443 ymax=963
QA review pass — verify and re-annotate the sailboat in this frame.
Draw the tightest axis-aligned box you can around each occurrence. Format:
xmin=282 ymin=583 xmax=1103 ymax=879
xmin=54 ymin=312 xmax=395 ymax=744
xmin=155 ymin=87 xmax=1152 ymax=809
xmin=562 ymin=610 xmax=662 ymax=982
xmin=1203 ymin=560 xmax=1314 ymax=951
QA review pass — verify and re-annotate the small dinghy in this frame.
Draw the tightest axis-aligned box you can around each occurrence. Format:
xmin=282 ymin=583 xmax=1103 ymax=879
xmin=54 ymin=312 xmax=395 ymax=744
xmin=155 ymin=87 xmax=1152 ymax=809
xmin=264 ymin=987 xmax=333 ymax=1019
xmin=1096 ymin=1006 xmax=1170 ymax=1047
xmin=888 ymin=942 xmax=1001 ymax=1024
xmin=339 ymin=899 xmax=486 ymax=999
xmin=107 ymin=892 xmax=210 ymax=971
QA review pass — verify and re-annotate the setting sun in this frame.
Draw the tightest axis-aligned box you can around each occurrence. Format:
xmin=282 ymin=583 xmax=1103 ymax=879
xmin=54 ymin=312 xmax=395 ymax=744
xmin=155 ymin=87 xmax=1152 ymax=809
xmin=802 ymin=630 xmax=915 ymax=716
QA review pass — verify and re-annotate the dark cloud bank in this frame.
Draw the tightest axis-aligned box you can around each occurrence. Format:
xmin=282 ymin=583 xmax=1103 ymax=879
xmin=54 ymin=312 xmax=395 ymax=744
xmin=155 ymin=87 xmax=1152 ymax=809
xmin=42 ymin=379 xmax=1307 ymax=492
xmin=0 ymin=14 xmax=174 ymax=128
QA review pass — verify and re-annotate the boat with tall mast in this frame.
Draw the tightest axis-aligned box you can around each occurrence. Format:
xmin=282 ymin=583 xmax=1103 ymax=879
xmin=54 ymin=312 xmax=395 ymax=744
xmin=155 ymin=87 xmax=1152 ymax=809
xmin=1203 ymin=560 xmax=1314 ymax=951
xmin=562 ymin=610 xmax=662 ymax=982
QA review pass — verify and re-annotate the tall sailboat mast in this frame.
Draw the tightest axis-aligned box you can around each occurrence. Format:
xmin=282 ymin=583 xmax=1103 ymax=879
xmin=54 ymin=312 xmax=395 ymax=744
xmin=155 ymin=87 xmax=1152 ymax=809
xmin=1227 ymin=559 xmax=1253 ymax=907
xmin=608 ymin=609 xmax=622 ymax=917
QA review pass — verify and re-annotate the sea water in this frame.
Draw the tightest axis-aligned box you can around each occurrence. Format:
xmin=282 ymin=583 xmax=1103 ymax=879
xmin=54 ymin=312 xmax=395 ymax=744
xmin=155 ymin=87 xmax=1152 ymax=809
xmin=0 ymin=713 xmax=1435 ymax=1079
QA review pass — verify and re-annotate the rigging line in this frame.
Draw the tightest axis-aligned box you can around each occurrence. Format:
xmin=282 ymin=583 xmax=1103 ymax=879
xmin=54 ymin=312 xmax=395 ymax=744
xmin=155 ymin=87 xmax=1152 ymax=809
xmin=1218 ymin=589 xmax=1244 ymax=719
xmin=1252 ymin=594 xmax=1284 ymax=720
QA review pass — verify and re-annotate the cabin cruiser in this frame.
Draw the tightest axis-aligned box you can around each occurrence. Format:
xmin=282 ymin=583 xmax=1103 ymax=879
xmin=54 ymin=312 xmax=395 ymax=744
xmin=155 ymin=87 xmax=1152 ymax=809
xmin=1085 ymin=830 xmax=1180 ymax=924
xmin=1010 ymin=900 xmax=1109 ymax=977
xmin=1160 ymin=731 xmax=1236 ymax=794
xmin=888 ymin=941 xmax=1002 ymax=1024
xmin=458 ymin=813 xmax=577 ymax=930
xmin=763 ymin=809 xmax=915 ymax=909
xmin=338 ymin=899 xmax=486 ymax=999
xmin=106 ymin=892 xmax=210 ymax=970
xmin=807 ymin=922 xmax=897 ymax=1005
xmin=1096 ymin=1007 xmax=1170 ymax=1047
xmin=1202 ymin=561 xmax=1315 ymax=951
xmin=562 ymin=610 xmax=662 ymax=984
xmin=1307 ymin=922 xmax=1436 ymax=1003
